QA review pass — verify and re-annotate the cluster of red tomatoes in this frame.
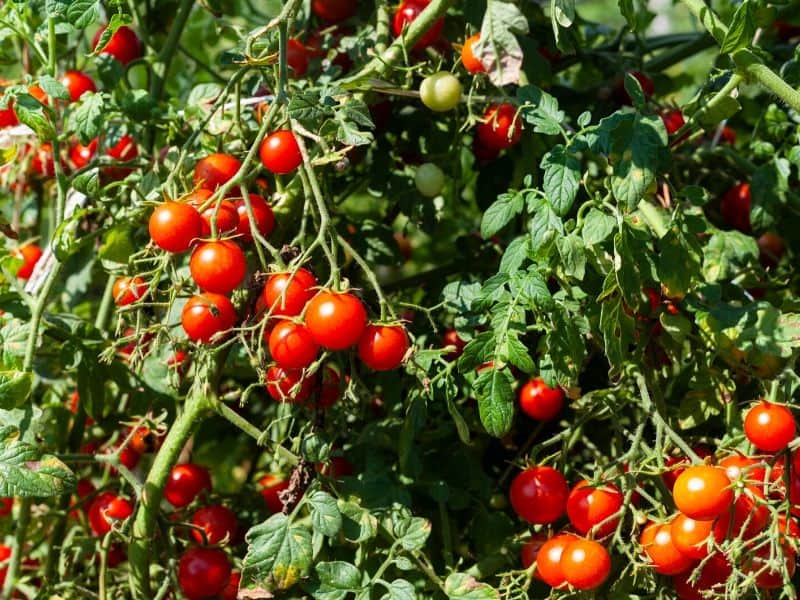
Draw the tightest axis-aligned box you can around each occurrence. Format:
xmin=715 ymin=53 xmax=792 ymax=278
xmin=508 ymin=397 xmax=800 ymax=596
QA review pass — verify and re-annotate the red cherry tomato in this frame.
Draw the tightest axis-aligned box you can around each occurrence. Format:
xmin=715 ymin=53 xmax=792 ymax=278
xmin=518 ymin=378 xmax=565 ymax=421
xmin=461 ymin=34 xmax=484 ymax=74
xmin=535 ymin=534 xmax=575 ymax=588
xmin=286 ymin=39 xmax=310 ymax=77
xmin=566 ymin=480 xmax=623 ymax=537
xmin=93 ymin=25 xmax=143 ymax=66
xmin=13 ymin=244 xmax=43 ymax=280
xmin=392 ymin=0 xmax=444 ymax=50
xmin=220 ymin=571 xmax=241 ymax=600
xmin=719 ymin=454 xmax=768 ymax=493
xmin=560 ymin=538 xmax=612 ymax=590
xmin=189 ymin=240 xmax=247 ymax=295
xmin=177 ymin=546 xmax=231 ymax=600
xmin=233 ymin=194 xmax=275 ymax=241
xmin=70 ymin=138 xmax=98 ymax=169
xmin=357 ymin=324 xmax=410 ymax=371
xmin=311 ymin=0 xmax=357 ymax=22
xmin=262 ymin=268 xmax=318 ymax=317
xmin=476 ymin=104 xmax=522 ymax=151
xmin=112 ymin=276 xmax=147 ymax=306
xmin=670 ymin=514 xmax=712 ymax=559
xmin=268 ymin=320 xmax=320 ymax=370
xmin=31 ymin=143 xmax=57 ymax=177
xmin=672 ymin=465 xmax=733 ymax=521
xmin=164 ymin=463 xmax=212 ymax=508
xmin=186 ymin=189 xmax=240 ymax=237
xmin=305 ymin=291 xmax=368 ymax=350
xmin=520 ymin=534 xmax=547 ymax=571
xmin=713 ymin=492 xmax=769 ymax=543
xmin=61 ymin=70 xmax=96 ymax=102
xmin=265 ymin=366 xmax=316 ymax=403
xmin=259 ymin=474 xmax=290 ymax=513
xmin=661 ymin=109 xmax=685 ymax=136
xmin=442 ymin=329 xmax=466 ymax=360
xmin=128 ymin=425 xmax=164 ymax=455
xmin=662 ymin=446 xmax=713 ymax=491
xmin=193 ymin=153 xmax=241 ymax=191
xmin=745 ymin=543 xmax=796 ymax=590
xmin=719 ymin=182 xmax=751 ymax=233
xmin=757 ymin=232 xmax=785 ymax=268
xmin=259 ymin=130 xmax=302 ymax=175
xmin=0 ymin=498 xmax=11 ymax=517
xmin=103 ymin=134 xmax=138 ymax=182
xmin=640 ymin=522 xmax=695 ymax=575
xmin=0 ymin=96 xmax=18 ymax=128
xmin=181 ymin=293 xmax=238 ymax=344
xmin=149 ymin=201 xmax=204 ymax=253
xmin=191 ymin=505 xmax=239 ymax=545
xmin=87 ymin=492 xmax=134 ymax=536
xmin=509 ymin=466 xmax=568 ymax=524
xmin=744 ymin=401 xmax=796 ymax=452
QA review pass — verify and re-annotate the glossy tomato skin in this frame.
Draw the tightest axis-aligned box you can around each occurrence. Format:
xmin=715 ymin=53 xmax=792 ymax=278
xmin=181 ymin=293 xmax=238 ymax=343
xmin=719 ymin=453 xmax=768 ymax=491
xmin=268 ymin=321 xmax=320 ymax=370
xmin=286 ymin=39 xmax=310 ymax=77
xmin=70 ymin=138 xmax=98 ymax=169
xmin=461 ymin=34 xmax=484 ymax=73
xmin=260 ymin=130 xmax=302 ymax=174
xmin=672 ymin=553 xmax=731 ymax=599
xmin=419 ymin=72 xmax=462 ymax=112
xmin=87 ymin=492 xmax=134 ymax=536
xmin=177 ymin=546 xmax=231 ymax=600
xmin=670 ymin=514 xmax=712 ymax=559
xmin=221 ymin=571 xmax=241 ymax=600
xmin=519 ymin=378 xmax=565 ymax=421
xmin=266 ymin=366 xmax=316 ymax=403
xmin=312 ymin=0 xmax=357 ymax=22
xmin=560 ymin=538 xmax=612 ymax=590
xmin=509 ymin=466 xmax=568 ymax=524
xmin=672 ymin=465 xmax=733 ymax=521
xmin=661 ymin=109 xmax=685 ymax=136
xmin=112 ymin=276 xmax=147 ymax=306
xmin=566 ymin=480 xmax=623 ymax=537
xmin=535 ymin=534 xmax=575 ymax=588
xmin=93 ymin=25 xmax=143 ymax=65
xmin=662 ymin=446 xmax=713 ymax=491
xmin=149 ymin=201 xmax=203 ymax=253
xmin=262 ymin=268 xmax=318 ymax=317
xmin=442 ymin=329 xmax=466 ymax=360
xmin=720 ymin=182 xmax=751 ymax=233
xmin=744 ymin=401 xmax=796 ymax=452
xmin=713 ymin=492 xmax=769 ymax=543
xmin=357 ymin=324 xmax=410 ymax=371
xmin=191 ymin=505 xmax=239 ymax=545
xmin=305 ymin=291 xmax=368 ymax=350
xmin=476 ymin=104 xmax=522 ymax=151
xmin=259 ymin=474 xmax=290 ymax=513
xmin=0 ymin=98 xmax=18 ymax=128
xmin=233 ymin=194 xmax=275 ymax=241
xmin=164 ymin=464 xmax=212 ymax=508
xmin=186 ymin=189 xmax=240 ymax=237
xmin=189 ymin=240 xmax=247 ymax=295
xmin=107 ymin=134 xmax=138 ymax=161
xmin=640 ymin=522 xmax=695 ymax=575
xmin=193 ymin=153 xmax=241 ymax=190
xmin=0 ymin=498 xmax=11 ymax=517
xmin=392 ymin=0 xmax=444 ymax=50
xmin=13 ymin=244 xmax=43 ymax=280
xmin=61 ymin=70 xmax=96 ymax=102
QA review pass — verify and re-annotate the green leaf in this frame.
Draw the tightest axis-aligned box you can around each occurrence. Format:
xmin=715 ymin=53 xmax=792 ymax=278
xmin=550 ymin=0 xmax=575 ymax=43
xmin=617 ymin=0 xmax=636 ymax=30
xmin=657 ymin=228 xmax=701 ymax=300
xmin=72 ymin=169 xmax=99 ymax=196
xmin=70 ymin=92 xmax=105 ymax=145
xmin=518 ymin=85 xmax=564 ymax=136
xmin=99 ymin=225 xmax=136 ymax=264
xmin=702 ymin=231 xmax=758 ymax=282
xmin=66 ymin=0 xmax=99 ymax=28
xmin=13 ymin=94 xmax=54 ymax=139
xmin=528 ymin=199 xmax=563 ymax=252
xmin=444 ymin=573 xmax=499 ymax=599
xmin=37 ymin=75 xmax=70 ymax=101
xmin=0 ymin=426 xmax=76 ymax=496
xmin=582 ymin=208 xmax=616 ymax=246
xmin=0 ymin=371 xmax=32 ymax=409
xmin=481 ymin=192 xmax=523 ymax=238
xmin=541 ymin=145 xmax=580 ymax=215
xmin=339 ymin=500 xmax=377 ymax=543
xmin=473 ymin=367 xmax=514 ymax=437
xmin=243 ymin=513 xmax=313 ymax=590
xmin=475 ymin=0 xmax=529 ymax=86
xmin=498 ymin=235 xmax=529 ymax=274
xmin=720 ymin=1 xmax=754 ymax=55
xmin=394 ymin=516 xmax=431 ymax=551
xmin=380 ymin=579 xmax=415 ymax=600
xmin=599 ymin=294 xmax=636 ymax=370
xmin=308 ymin=490 xmax=342 ymax=537
xmin=315 ymin=561 xmax=361 ymax=590
xmin=90 ymin=13 xmax=132 ymax=57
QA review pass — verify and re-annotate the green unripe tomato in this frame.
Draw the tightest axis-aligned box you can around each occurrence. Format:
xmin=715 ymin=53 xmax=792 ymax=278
xmin=419 ymin=72 xmax=462 ymax=112
xmin=414 ymin=163 xmax=445 ymax=197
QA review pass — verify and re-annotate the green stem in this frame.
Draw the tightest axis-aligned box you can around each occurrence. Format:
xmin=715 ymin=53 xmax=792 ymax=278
xmin=0 ymin=498 xmax=32 ymax=600
xmin=679 ymin=0 xmax=728 ymax=44
xmin=216 ymin=402 xmax=299 ymax=465
xmin=94 ymin=274 xmax=115 ymax=331
xmin=150 ymin=0 xmax=194 ymax=102
xmin=636 ymin=373 xmax=700 ymax=463
xmin=23 ymin=262 xmax=62 ymax=372
xmin=47 ymin=17 xmax=56 ymax=76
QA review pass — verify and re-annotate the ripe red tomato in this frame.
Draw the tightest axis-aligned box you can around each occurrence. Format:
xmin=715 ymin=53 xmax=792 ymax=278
xmin=311 ymin=0 xmax=357 ymax=22
xmin=640 ymin=522 xmax=695 ymax=575
xmin=476 ymin=104 xmax=522 ymax=151
xmin=509 ymin=466 xmax=568 ymax=524
xmin=60 ymin=70 xmax=96 ymax=102
xmin=560 ymin=538 xmax=611 ymax=590
xmin=262 ymin=268 xmax=318 ymax=317
xmin=719 ymin=454 xmax=768 ymax=492
xmin=268 ymin=321 xmax=320 ymax=370
xmin=259 ymin=474 xmax=290 ymax=513
xmin=745 ymin=543 xmax=796 ymax=590
xmin=672 ymin=465 xmax=733 ymax=521
xmin=757 ymin=232 xmax=785 ymax=268
xmin=221 ymin=571 xmax=240 ymax=600
xmin=713 ymin=492 xmax=769 ymax=543
xmin=392 ymin=0 xmax=444 ymax=50
xmin=106 ymin=134 xmax=138 ymax=162
xmin=259 ymin=130 xmax=302 ymax=174
xmin=13 ymin=244 xmax=43 ymax=280
xmin=720 ymin=126 xmax=736 ymax=145
xmin=128 ymin=425 xmax=164 ymax=455
xmin=305 ymin=291 xmax=368 ymax=350
xmin=93 ymin=25 xmax=143 ymax=66
xmin=0 ymin=498 xmax=11 ymax=517
xmin=112 ymin=276 xmax=147 ymax=306
xmin=149 ymin=201 xmax=204 ymax=253
xmin=535 ymin=534 xmax=575 ymax=588
xmin=87 ymin=492 xmax=134 ymax=536
xmin=233 ymin=194 xmax=275 ymax=241
xmin=670 ymin=514 xmax=712 ymax=559
xmin=672 ymin=553 xmax=731 ymax=599
xmin=189 ymin=240 xmax=247 ymax=295
xmin=177 ymin=547 xmax=231 ymax=600
xmin=286 ymin=39 xmax=310 ymax=77
xmin=266 ymin=366 xmax=316 ymax=403
xmin=719 ymin=182 xmax=751 ymax=233
xmin=357 ymin=324 xmax=410 ymax=371
xmin=191 ymin=505 xmax=239 ymax=545
xmin=566 ymin=480 xmax=623 ymax=537
xmin=520 ymin=534 xmax=546 ymax=571
xmin=181 ymin=293 xmax=238 ymax=343
xmin=164 ymin=463 xmax=212 ymax=508
xmin=31 ymin=143 xmax=57 ymax=177
xmin=442 ymin=329 xmax=466 ymax=360
xmin=461 ymin=34 xmax=484 ymax=74
xmin=0 ymin=96 xmax=18 ymax=128
xmin=193 ymin=153 xmax=241 ymax=190
xmin=186 ymin=190 xmax=240 ymax=237
xmin=70 ymin=138 xmax=98 ymax=169
xmin=662 ymin=446 xmax=713 ymax=491
xmin=518 ymin=378 xmax=565 ymax=421
xmin=744 ymin=401 xmax=796 ymax=452
xmin=661 ymin=109 xmax=685 ymax=136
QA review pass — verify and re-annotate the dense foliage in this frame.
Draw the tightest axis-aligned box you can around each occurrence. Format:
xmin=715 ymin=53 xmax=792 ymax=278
xmin=2 ymin=0 xmax=800 ymax=598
